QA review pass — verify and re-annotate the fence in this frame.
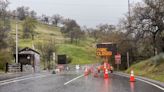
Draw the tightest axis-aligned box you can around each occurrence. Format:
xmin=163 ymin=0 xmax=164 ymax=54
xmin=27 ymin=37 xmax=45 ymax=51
xmin=8 ymin=63 xmax=21 ymax=72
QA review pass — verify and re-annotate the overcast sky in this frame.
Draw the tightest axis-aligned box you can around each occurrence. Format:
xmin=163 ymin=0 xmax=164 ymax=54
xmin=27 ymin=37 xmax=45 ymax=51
xmin=8 ymin=0 xmax=142 ymax=27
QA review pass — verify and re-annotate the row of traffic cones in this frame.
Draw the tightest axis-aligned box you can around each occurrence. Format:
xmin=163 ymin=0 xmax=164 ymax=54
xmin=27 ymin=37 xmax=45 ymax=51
xmin=103 ymin=69 xmax=136 ymax=82
xmin=84 ymin=66 xmax=99 ymax=77
xmin=103 ymin=68 xmax=136 ymax=81
xmin=84 ymin=66 xmax=109 ymax=78
xmin=84 ymin=66 xmax=135 ymax=82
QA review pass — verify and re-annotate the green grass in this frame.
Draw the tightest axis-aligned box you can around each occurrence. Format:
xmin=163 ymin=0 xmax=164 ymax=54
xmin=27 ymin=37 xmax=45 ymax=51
xmin=9 ymin=19 xmax=98 ymax=65
xmin=57 ymin=43 xmax=99 ymax=65
xmin=10 ymin=20 xmax=62 ymax=49
xmin=126 ymin=53 xmax=164 ymax=82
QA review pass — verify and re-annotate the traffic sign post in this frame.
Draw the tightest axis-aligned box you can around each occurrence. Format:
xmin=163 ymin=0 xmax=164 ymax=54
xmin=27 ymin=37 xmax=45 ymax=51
xmin=115 ymin=54 xmax=121 ymax=71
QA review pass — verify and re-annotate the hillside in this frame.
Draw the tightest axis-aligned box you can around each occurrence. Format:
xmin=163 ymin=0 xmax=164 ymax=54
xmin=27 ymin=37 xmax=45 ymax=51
xmin=9 ymin=20 xmax=99 ymax=65
xmin=126 ymin=53 xmax=164 ymax=82
xmin=57 ymin=38 xmax=99 ymax=64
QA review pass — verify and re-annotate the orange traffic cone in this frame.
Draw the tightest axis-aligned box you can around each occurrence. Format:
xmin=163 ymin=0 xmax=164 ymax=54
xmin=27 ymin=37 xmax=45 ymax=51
xmin=130 ymin=70 xmax=135 ymax=82
xmin=97 ymin=66 xmax=101 ymax=73
xmin=104 ymin=68 xmax=108 ymax=79
xmin=93 ymin=72 xmax=98 ymax=78
xmin=93 ymin=70 xmax=98 ymax=78
xmin=84 ymin=67 xmax=89 ymax=76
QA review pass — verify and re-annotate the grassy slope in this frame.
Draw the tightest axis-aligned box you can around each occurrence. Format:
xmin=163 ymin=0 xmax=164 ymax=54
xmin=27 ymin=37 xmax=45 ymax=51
xmin=57 ymin=38 xmax=100 ymax=64
xmin=126 ymin=53 xmax=164 ymax=82
xmin=10 ymin=20 xmax=63 ymax=48
xmin=10 ymin=20 xmax=98 ymax=65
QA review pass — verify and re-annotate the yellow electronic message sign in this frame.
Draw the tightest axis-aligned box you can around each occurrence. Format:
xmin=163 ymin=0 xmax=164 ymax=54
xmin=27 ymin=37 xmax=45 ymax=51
xmin=96 ymin=48 xmax=112 ymax=56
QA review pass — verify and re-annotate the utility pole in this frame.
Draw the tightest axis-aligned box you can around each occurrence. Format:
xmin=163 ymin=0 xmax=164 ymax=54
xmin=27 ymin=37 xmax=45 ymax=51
xmin=127 ymin=0 xmax=131 ymax=68
xmin=127 ymin=52 xmax=130 ymax=68
xmin=128 ymin=0 xmax=131 ymax=19
xmin=15 ymin=13 xmax=18 ymax=64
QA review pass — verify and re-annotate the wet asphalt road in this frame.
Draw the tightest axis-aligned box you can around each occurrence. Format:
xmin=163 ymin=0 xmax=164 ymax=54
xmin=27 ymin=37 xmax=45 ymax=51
xmin=0 ymin=72 xmax=32 ymax=81
xmin=0 ymin=70 xmax=163 ymax=92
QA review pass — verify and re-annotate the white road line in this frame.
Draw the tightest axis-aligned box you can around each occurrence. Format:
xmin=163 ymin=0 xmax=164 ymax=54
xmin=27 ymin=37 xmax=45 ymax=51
xmin=0 ymin=74 xmax=38 ymax=83
xmin=115 ymin=73 xmax=164 ymax=91
xmin=0 ymin=74 xmax=50 ymax=86
xmin=64 ymin=74 xmax=84 ymax=85
xmin=135 ymin=78 xmax=164 ymax=91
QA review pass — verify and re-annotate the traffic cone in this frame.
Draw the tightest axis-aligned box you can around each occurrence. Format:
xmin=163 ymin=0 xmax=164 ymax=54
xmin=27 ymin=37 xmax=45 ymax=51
xmin=97 ymin=66 xmax=101 ymax=73
xmin=94 ymin=73 xmax=98 ymax=78
xmin=93 ymin=70 xmax=98 ymax=78
xmin=90 ymin=67 xmax=94 ymax=73
xmin=84 ymin=67 xmax=89 ymax=76
xmin=104 ymin=68 xmax=108 ymax=79
xmin=130 ymin=70 xmax=135 ymax=82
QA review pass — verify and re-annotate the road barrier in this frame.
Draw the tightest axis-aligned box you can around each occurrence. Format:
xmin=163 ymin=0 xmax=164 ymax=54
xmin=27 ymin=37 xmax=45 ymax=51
xmin=23 ymin=65 xmax=34 ymax=72
xmin=8 ymin=64 xmax=21 ymax=72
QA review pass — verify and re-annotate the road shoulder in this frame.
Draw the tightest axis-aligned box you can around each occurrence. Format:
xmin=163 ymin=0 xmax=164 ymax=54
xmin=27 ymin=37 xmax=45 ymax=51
xmin=114 ymin=72 xmax=164 ymax=88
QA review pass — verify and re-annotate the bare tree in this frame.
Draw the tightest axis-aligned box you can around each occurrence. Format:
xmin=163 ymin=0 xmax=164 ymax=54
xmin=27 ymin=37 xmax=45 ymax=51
xmin=0 ymin=0 xmax=10 ymax=49
xmin=0 ymin=0 xmax=12 ymax=70
xmin=35 ymin=40 xmax=56 ymax=70
xmin=61 ymin=18 xmax=81 ymax=43
xmin=29 ymin=10 xmax=37 ymax=19
xmin=96 ymin=24 xmax=115 ymax=33
xmin=51 ymin=14 xmax=62 ymax=27
xmin=40 ymin=14 xmax=50 ymax=24
xmin=72 ymin=27 xmax=85 ymax=44
xmin=22 ymin=17 xmax=37 ymax=40
xmin=16 ymin=6 xmax=29 ymax=20
xmin=126 ymin=0 xmax=164 ymax=55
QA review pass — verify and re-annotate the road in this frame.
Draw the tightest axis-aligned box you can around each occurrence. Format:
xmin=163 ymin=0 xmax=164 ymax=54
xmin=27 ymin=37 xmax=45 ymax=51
xmin=0 ymin=72 xmax=32 ymax=81
xmin=0 ymin=70 xmax=163 ymax=92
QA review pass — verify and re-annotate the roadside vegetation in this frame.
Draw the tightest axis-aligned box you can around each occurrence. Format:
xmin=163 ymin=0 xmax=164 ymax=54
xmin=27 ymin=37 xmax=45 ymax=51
xmin=126 ymin=53 xmax=164 ymax=82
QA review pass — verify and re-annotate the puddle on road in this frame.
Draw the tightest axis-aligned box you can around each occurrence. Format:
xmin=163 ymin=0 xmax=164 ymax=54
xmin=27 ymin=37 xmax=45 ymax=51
xmin=104 ymin=79 xmax=109 ymax=92
xmin=100 ymin=78 xmax=112 ymax=92
xmin=84 ymin=76 xmax=88 ymax=80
